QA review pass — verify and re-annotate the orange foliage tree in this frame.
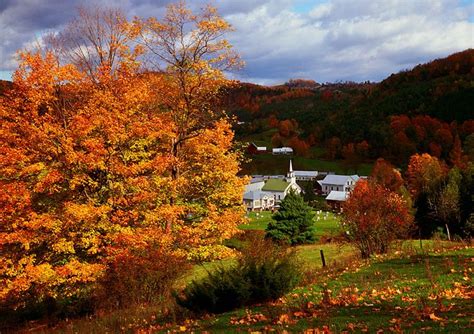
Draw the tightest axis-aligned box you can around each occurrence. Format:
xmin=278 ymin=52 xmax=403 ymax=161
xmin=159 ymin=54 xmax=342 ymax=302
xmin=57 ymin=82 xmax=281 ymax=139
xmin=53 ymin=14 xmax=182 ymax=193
xmin=406 ymin=153 xmax=446 ymax=199
xmin=370 ymin=158 xmax=404 ymax=193
xmin=0 ymin=3 xmax=246 ymax=309
xmin=342 ymin=180 xmax=414 ymax=258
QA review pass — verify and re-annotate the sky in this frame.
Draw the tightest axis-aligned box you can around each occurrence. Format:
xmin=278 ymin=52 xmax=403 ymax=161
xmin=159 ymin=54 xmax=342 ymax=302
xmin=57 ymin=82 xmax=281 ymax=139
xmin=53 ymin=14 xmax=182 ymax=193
xmin=0 ymin=0 xmax=473 ymax=84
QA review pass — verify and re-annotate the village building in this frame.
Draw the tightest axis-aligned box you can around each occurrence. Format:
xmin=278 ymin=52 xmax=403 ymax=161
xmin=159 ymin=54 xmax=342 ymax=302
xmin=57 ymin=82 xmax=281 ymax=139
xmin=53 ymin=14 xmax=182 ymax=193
xmin=325 ymin=190 xmax=348 ymax=211
xmin=272 ymin=147 xmax=293 ymax=155
xmin=243 ymin=160 xmax=302 ymax=211
xmin=243 ymin=191 xmax=275 ymax=211
xmin=317 ymin=174 xmax=360 ymax=195
xmin=293 ymin=170 xmax=318 ymax=181
xmin=247 ymin=142 xmax=267 ymax=154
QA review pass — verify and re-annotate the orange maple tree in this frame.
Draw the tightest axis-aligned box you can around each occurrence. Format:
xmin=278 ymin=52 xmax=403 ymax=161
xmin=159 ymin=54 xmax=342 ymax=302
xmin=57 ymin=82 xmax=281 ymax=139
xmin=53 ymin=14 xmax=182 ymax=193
xmin=0 ymin=3 xmax=246 ymax=309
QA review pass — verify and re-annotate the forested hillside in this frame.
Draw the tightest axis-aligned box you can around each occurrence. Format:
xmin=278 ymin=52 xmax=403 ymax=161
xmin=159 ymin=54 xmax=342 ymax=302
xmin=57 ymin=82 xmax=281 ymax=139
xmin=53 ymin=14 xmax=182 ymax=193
xmin=226 ymin=49 xmax=474 ymax=166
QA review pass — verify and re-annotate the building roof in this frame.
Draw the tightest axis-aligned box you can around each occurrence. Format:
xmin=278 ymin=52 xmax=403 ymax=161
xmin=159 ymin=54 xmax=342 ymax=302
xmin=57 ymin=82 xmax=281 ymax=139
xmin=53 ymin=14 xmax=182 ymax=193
xmin=262 ymin=178 xmax=290 ymax=192
xmin=245 ymin=181 xmax=265 ymax=194
xmin=325 ymin=191 xmax=348 ymax=201
xmin=294 ymin=170 xmax=318 ymax=177
xmin=251 ymin=141 xmax=268 ymax=150
xmin=320 ymin=174 xmax=358 ymax=186
xmin=272 ymin=147 xmax=293 ymax=152
xmin=243 ymin=190 xmax=262 ymax=200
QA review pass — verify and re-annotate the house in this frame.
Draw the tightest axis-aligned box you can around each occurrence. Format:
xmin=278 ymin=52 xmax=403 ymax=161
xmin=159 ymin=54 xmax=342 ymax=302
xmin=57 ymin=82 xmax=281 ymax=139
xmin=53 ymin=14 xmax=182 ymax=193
xmin=325 ymin=190 xmax=348 ymax=211
xmin=317 ymin=174 xmax=360 ymax=195
xmin=272 ymin=147 xmax=293 ymax=155
xmin=247 ymin=142 xmax=267 ymax=155
xmin=243 ymin=190 xmax=275 ymax=211
xmin=261 ymin=160 xmax=301 ymax=204
xmin=243 ymin=160 xmax=302 ymax=211
xmin=293 ymin=170 xmax=318 ymax=181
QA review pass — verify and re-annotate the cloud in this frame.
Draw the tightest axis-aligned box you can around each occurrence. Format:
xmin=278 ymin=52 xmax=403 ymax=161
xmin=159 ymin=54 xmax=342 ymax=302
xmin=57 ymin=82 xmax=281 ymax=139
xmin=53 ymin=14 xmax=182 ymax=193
xmin=0 ymin=0 xmax=472 ymax=83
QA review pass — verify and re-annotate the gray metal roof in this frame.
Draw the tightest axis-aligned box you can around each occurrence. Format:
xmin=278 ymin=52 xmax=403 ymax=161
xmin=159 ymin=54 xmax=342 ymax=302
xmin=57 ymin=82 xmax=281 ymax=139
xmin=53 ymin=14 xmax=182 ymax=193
xmin=243 ymin=190 xmax=262 ymax=200
xmin=294 ymin=170 xmax=318 ymax=177
xmin=320 ymin=174 xmax=358 ymax=186
xmin=325 ymin=191 xmax=348 ymax=201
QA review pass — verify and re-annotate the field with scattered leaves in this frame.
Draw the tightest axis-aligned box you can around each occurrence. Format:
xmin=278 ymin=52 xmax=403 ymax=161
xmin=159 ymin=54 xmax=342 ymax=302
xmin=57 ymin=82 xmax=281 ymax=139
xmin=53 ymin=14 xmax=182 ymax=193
xmin=168 ymin=245 xmax=473 ymax=333
xmin=35 ymin=242 xmax=473 ymax=333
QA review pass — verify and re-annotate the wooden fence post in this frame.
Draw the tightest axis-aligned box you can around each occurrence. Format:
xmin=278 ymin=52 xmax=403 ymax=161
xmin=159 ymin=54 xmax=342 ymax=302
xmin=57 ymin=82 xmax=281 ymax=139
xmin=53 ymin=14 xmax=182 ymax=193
xmin=320 ymin=249 xmax=326 ymax=267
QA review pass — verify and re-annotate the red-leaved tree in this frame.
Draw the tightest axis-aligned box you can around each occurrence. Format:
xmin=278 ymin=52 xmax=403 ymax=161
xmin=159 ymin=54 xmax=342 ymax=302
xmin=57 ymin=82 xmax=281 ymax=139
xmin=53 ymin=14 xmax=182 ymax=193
xmin=342 ymin=180 xmax=414 ymax=258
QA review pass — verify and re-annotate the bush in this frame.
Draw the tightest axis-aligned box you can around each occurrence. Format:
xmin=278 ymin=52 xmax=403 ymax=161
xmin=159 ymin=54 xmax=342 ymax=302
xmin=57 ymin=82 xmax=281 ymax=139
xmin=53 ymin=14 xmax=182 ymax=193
xmin=176 ymin=236 xmax=301 ymax=314
xmin=97 ymin=245 xmax=189 ymax=310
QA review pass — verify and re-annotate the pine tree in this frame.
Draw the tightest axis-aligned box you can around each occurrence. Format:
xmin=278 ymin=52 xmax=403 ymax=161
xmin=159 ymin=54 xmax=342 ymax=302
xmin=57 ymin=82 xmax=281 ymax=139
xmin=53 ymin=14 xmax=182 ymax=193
xmin=265 ymin=191 xmax=315 ymax=245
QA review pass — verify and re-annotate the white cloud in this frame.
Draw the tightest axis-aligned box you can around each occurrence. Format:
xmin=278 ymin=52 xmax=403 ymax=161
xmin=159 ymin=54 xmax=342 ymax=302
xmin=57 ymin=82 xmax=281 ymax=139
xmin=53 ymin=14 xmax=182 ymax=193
xmin=0 ymin=0 xmax=472 ymax=83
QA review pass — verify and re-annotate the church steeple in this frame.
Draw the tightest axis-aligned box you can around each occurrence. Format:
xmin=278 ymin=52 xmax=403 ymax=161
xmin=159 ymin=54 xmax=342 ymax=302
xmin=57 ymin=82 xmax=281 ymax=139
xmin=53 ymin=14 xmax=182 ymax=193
xmin=287 ymin=159 xmax=296 ymax=183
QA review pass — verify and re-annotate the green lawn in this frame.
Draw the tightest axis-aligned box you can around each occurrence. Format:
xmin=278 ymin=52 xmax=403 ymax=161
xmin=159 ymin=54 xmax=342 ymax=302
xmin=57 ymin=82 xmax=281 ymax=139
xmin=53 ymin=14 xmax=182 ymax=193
xmin=34 ymin=242 xmax=472 ymax=334
xmin=240 ymin=151 xmax=373 ymax=176
xmin=178 ymin=245 xmax=474 ymax=333
xmin=240 ymin=210 xmax=341 ymax=241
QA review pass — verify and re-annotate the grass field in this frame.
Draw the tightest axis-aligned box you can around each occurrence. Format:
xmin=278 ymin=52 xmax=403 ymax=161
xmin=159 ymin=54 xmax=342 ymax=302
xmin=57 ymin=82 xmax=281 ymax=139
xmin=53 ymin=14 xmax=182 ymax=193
xmin=241 ymin=152 xmax=373 ymax=176
xmin=31 ymin=241 xmax=472 ymax=334
xmin=175 ymin=245 xmax=474 ymax=333
xmin=240 ymin=210 xmax=341 ymax=241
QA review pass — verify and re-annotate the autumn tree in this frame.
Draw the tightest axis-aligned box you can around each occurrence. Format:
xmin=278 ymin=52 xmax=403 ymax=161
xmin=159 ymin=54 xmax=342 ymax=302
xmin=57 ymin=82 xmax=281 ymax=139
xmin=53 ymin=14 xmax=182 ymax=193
xmin=0 ymin=2 xmax=247 ymax=312
xmin=46 ymin=6 xmax=134 ymax=82
xmin=406 ymin=153 xmax=447 ymax=236
xmin=326 ymin=136 xmax=341 ymax=159
xmin=288 ymin=136 xmax=309 ymax=156
xmin=434 ymin=168 xmax=462 ymax=239
xmin=133 ymin=2 xmax=243 ymax=180
xmin=342 ymin=180 xmax=413 ymax=258
xmin=371 ymin=158 xmax=404 ymax=193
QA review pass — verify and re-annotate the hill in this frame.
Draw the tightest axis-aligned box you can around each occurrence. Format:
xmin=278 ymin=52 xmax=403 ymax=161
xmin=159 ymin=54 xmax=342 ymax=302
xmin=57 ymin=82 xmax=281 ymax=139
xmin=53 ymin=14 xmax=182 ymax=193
xmin=0 ymin=79 xmax=13 ymax=96
xmin=226 ymin=49 xmax=474 ymax=167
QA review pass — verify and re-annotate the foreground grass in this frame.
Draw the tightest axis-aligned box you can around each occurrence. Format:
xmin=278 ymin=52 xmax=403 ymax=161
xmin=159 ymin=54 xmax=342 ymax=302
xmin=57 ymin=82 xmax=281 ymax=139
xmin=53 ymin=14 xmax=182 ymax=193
xmin=31 ymin=241 xmax=472 ymax=334
xmin=174 ymin=244 xmax=473 ymax=333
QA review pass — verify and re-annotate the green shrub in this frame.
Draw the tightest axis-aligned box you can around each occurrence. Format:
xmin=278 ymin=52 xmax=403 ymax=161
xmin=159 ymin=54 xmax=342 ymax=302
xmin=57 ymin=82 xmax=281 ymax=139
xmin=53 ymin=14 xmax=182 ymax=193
xmin=176 ymin=236 xmax=300 ymax=314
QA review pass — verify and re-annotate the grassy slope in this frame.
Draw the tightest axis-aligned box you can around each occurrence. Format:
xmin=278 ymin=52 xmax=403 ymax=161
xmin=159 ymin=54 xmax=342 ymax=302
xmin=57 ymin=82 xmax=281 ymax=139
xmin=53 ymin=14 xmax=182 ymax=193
xmin=25 ymin=208 xmax=472 ymax=333
xmin=240 ymin=148 xmax=373 ymax=176
xmin=35 ymin=243 xmax=472 ymax=334
xmin=183 ymin=245 xmax=474 ymax=333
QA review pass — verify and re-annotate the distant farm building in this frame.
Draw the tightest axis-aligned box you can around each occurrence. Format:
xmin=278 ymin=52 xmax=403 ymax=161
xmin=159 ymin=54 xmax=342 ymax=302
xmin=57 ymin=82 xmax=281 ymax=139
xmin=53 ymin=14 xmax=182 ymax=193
xmin=247 ymin=142 xmax=267 ymax=154
xmin=272 ymin=147 xmax=293 ymax=155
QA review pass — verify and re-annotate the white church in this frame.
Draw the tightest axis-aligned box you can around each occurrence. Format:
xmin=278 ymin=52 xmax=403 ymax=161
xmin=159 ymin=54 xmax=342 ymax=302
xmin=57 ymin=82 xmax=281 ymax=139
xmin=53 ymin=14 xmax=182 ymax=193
xmin=243 ymin=160 xmax=302 ymax=211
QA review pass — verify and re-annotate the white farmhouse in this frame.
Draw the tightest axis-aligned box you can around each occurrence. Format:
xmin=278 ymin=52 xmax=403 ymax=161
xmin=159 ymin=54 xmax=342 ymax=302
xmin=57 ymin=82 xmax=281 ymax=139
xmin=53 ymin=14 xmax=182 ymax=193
xmin=272 ymin=147 xmax=293 ymax=155
xmin=318 ymin=174 xmax=359 ymax=195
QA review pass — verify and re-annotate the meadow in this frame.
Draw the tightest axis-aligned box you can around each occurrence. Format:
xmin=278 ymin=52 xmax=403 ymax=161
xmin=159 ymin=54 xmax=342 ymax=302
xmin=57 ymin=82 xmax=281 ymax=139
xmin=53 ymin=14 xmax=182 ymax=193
xmin=27 ymin=213 xmax=473 ymax=334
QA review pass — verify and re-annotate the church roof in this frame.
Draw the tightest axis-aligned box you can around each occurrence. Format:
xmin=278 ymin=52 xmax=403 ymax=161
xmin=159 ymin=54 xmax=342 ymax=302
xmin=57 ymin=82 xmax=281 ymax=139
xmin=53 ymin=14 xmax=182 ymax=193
xmin=262 ymin=178 xmax=290 ymax=192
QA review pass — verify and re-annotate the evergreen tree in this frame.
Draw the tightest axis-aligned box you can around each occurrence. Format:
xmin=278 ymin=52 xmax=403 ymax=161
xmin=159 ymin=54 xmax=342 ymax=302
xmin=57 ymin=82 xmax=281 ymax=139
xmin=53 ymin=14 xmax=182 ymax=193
xmin=265 ymin=191 xmax=315 ymax=245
